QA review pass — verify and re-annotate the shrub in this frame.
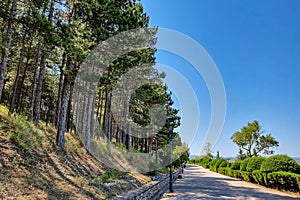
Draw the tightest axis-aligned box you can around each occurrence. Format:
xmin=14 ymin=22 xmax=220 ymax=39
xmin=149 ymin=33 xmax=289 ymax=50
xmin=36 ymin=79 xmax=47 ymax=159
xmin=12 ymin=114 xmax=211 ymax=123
xmin=219 ymin=159 xmax=229 ymax=168
xmin=240 ymin=158 xmax=251 ymax=171
xmin=260 ymin=155 xmax=300 ymax=174
xmin=231 ymin=170 xmax=243 ymax=179
xmin=7 ymin=114 xmax=46 ymax=151
xmin=200 ymin=156 xmax=212 ymax=168
xmin=252 ymin=170 xmax=267 ymax=186
xmin=230 ymin=160 xmax=242 ymax=170
xmin=92 ymin=169 xmax=117 ymax=183
xmin=240 ymin=171 xmax=253 ymax=182
xmin=190 ymin=156 xmax=212 ymax=168
xmin=246 ymin=156 xmax=266 ymax=172
xmin=218 ymin=167 xmax=226 ymax=175
xmin=210 ymin=158 xmax=227 ymax=172
xmin=209 ymin=159 xmax=218 ymax=171
xmin=267 ymin=171 xmax=300 ymax=192
xmin=225 ymin=167 xmax=233 ymax=177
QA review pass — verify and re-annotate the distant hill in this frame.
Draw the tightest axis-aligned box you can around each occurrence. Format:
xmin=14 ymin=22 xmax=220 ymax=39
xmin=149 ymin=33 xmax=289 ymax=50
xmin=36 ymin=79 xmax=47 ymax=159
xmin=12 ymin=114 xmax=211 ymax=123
xmin=189 ymin=155 xmax=198 ymax=159
xmin=293 ymin=157 xmax=300 ymax=164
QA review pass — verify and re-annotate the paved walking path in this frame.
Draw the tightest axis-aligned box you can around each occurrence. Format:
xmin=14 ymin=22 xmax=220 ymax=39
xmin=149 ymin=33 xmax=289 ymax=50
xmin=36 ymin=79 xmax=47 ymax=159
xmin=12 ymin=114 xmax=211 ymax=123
xmin=161 ymin=164 xmax=300 ymax=200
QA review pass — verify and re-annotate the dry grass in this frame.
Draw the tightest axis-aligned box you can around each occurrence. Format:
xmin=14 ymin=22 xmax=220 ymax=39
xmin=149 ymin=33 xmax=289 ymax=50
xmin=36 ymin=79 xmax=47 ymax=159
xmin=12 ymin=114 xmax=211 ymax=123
xmin=0 ymin=105 xmax=151 ymax=199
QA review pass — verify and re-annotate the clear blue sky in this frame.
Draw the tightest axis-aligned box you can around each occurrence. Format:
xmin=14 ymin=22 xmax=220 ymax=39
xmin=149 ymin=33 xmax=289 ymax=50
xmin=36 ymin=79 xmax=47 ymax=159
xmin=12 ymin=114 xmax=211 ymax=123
xmin=140 ymin=0 xmax=300 ymax=157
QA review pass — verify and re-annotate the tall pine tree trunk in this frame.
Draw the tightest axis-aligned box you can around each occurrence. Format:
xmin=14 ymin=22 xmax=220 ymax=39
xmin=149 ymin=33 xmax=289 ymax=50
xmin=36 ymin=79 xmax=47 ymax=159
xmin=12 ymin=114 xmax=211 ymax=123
xmin=56 ymin=59 xmax=72 ymax=149
xmin=9 ymin=34 xmax=26 ymax=114
xmin=54 ymin=53 xmax=65 ymax=127
xmin=0 ymin=0 xmax=17 ymax=101
xmin=148 ymin=137 xmax=153 ymax=156
xmin=96 ymin=90 xmax=102 ymax=118
xmin=29 ymin=42 xmax=41 ymax=120
xmin=75 ymin=84 xmax=81 ymax=134
xmin=81 ymin=86 xmax=87 ymax=135
xmin=102 ymin=89 xmax=108 ymax=132
xmin=16 ymin=40 xmax=32 ymax=113
xmin=107 ymin=92 xmax=112 ymax=143
xmin=33 ymin=0 xmax=55 ymax=125
xmin=90 ymin=93 xmax=96 ymax=138
xmin=33 ymin=54 xmax=46 ymax=125
xmin=86 ymin=83 xmax=93 ymax=153
xmin=66 ymin=83 xmax=73 ymax=132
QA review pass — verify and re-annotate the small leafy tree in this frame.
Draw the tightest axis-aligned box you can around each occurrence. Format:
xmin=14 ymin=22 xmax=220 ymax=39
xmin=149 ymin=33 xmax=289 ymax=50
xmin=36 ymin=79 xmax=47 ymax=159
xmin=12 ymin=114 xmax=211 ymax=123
xmin=231 ymin=120 xmax=279 ymax=158
xmin=203 ymin=142 xmax=213 ymax=158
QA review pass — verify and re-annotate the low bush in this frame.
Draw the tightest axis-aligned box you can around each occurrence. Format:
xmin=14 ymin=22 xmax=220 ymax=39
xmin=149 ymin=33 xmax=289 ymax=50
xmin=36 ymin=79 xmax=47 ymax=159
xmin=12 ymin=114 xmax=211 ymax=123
xmin=7 ymin=115 xmax=46 ymax=151
xmin=246 ymin=156 xmax=266 ymax=172
xmin=227 ymin=162 xmax=231 ymax=168
xmin=92 ymin=169 xmax=118 ymax=183
xmin=230 ymin=160 xmax=242 ymax=170
xmin=240 ymin=158 xmax=251 ymax=171
xmin=214 ymin=155 xmax=300 ymax=193
xmin=190 ymin=156 xmax=212 ymax=168
xmin=267 ymin=171 xmax=300 ymax=192
xmin=225 ymin=167 xmax=233 ymax=177
xmin=209 ymin=159 xmax=218 ymax=171
xmin=210 ymin=158 xmax=228 ymax=172
xmin=240 ymin=171 xmax=253 ymax=182
xmin=252 ymin=170 xmax=267 ymax=186
xmin=218 ymin=167 xmax=226 ymax=175
xmin=219 ymin=159 xmax=229 ymax=168
xmin=260 ymin=155 xmax=300 ymax=174
xmin=200 ymin=156 xmax=212 ymax=168
xmin=231 ymin=170 xmax=243 ymax=179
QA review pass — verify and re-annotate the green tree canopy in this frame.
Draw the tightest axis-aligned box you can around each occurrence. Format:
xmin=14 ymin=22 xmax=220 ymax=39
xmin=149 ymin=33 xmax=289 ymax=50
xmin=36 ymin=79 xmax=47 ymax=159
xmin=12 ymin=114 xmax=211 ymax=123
xmin=231 ymin=120 xmax=279 ymax=158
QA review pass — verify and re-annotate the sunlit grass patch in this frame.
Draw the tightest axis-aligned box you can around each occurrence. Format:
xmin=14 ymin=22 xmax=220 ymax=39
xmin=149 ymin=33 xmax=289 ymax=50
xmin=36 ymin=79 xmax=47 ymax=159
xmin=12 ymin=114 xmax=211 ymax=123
xmin=0 ymin=108 xmax=47 ymax=151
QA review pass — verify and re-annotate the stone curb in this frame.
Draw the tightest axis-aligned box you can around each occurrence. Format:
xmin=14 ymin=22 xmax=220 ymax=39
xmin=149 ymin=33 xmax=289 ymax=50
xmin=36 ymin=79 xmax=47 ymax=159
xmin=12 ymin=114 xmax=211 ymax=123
xmin=113 ymin=169 xmax=181 ymax=200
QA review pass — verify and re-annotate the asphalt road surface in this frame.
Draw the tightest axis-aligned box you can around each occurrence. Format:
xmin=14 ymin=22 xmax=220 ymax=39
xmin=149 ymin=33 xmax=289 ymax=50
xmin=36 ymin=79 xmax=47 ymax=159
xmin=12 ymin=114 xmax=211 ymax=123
xmin=161 ymin=164 xmax=300 ymax=200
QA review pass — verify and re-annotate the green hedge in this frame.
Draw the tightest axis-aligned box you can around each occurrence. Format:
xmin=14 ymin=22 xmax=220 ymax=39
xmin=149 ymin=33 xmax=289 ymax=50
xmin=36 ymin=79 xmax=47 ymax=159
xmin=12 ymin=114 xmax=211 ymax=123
xmin=189 ymin=156 xmax=212 ymax=168
xmin=231 ymin=170 xmax=243 ymax=179
xmin=219 ymin=159 xmax=229 ymax=168
xmin=218 ymin=167 xmax=226 ymax=175
xmin=225 ymin=167 xmax=233 ymax=177
xmin=240 ymin=171 xmax=253 ymax=182
xmin=230 ymin=160 xmax=242 ymax=170
xmin=251 ymin=170 xmax=267 ymax=186
xmin=210 ymin=155 xmax=300 ymax=193
xmin=240 ymin=158 xmax=251 ymax=171
xmin=267 ymin=171 xmax=300 ymax=192
xmin=260 ymin=155 xmax=300 ymax=174
xmin=246 ymin=156 xmax=266 ymax=172
xmin=209 ymin=159 xmax=227 ymax=172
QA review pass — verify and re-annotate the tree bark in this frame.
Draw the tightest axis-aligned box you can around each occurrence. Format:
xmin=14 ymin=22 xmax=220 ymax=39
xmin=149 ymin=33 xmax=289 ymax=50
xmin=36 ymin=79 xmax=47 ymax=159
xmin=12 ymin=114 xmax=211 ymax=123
xmin=102 ymin=89 xmax=108 ymax=132
xmin=107 ymin=92 xmax=112 ymax=143
xmin=9 ymin=33 xmax=26 ymax=114
xmin=66 ymin=83 xmax=73 ymax=132
xmin=56 ymin=58 xmax=72 ymax=149
xmin=16 ymin=39 xmax=32 ymax=113
xmin=33 ymin=0 xmax=55 ymax=125
xmin=54 ymin=53 xmax=65 ymax=127
xmin=0 ymin=0 xmax=17 ymax=101
xmin=33 ymin=53 xmax=46 ymax=125
xmin=85 ymin=82 xmax=92 ymax=153
xmin=29 ymin=42 xmax=41 ymax=121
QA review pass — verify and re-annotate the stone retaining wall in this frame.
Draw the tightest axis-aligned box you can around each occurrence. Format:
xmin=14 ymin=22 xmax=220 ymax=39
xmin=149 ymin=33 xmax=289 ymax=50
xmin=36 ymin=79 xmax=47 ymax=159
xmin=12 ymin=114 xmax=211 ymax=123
xmin=113 ymin=169 xmax=181 ymax=200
